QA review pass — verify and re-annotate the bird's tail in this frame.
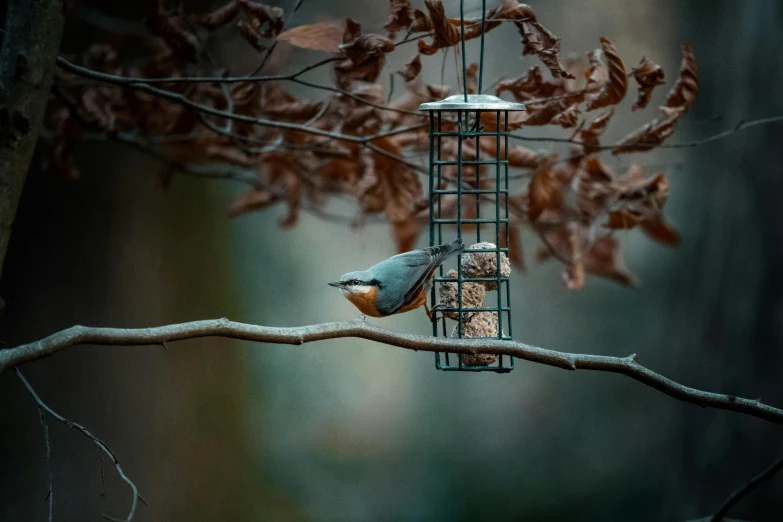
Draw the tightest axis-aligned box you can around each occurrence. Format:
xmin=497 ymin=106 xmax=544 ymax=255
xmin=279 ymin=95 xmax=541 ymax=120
xmin=427 ymin=237 xmax=464 ymax=261
xmin=445 ymin=237 xmax=464 ymax=257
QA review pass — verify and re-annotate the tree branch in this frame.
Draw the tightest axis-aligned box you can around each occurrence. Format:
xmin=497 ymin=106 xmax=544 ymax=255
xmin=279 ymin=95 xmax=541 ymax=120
xmin=15 ymin=368 xmax=141 ymax=521
xmin=509 ymin=116 xmax=783 ymax=152
xmin=709 ymin=455 xmax=783 ymax=522
xmin=2 ymin=318 xmax=782 ymax=425
xmin=38 ymin=407 xmax=53 ymax=522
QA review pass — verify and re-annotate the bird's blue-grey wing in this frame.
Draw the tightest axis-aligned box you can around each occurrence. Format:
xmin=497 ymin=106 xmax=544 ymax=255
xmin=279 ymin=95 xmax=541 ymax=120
xmin=373 ymin=239 xmax=463 ymax=315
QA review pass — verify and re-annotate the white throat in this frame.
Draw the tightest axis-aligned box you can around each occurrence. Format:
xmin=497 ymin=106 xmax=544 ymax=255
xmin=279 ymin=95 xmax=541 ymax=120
xmin=341 ymin=285 xmax=372 ymax=296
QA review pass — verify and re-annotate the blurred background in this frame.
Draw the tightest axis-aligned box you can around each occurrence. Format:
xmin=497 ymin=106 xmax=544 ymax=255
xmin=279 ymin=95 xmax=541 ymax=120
xmin=2 ymin=0 xmax=783 ymax=520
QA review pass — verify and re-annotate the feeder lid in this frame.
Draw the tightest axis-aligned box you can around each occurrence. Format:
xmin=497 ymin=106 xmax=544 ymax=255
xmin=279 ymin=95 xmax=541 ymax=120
xmin=419 ymin=94 xmax=526 ymax=112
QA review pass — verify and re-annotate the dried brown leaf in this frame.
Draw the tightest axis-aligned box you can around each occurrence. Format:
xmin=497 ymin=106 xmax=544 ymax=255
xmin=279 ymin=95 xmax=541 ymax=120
xmin=582 ymin=236 xmax=636 ymax=286
xmin=584 ymin=37 xmax=627 ymax=111
xmin=384 ymin=0 xmax=413 ymax=35
xmin=664 ymin=44 xmax=698 ymax=111
xmin=573 ymin=155 xmax=615 ymax=220
xmin=228 ymin=189 xmax=275 ymax=217
xmin=528 ymin=160 xmax=563 ymax=221
xmin=465 ymin=63 xmax=479 ymax=94
xmin=613 ymin=44 xmax=698 ymax=154
xmin=418 ymin=0 xmax=461 ymax=55
xmin=496 ymin=66 xmax=564 ymax=102
xmin=340 ymin=18 xmax=396 ymax=65
xmin=579 ymin=108 xmax=614 ymax=150
xmin=551 ymin=104 xmax=581 ymax=128
xmin=145 ymin=0 xmax=199 ymax=61
xmin=410 ymin=9 xmax=433 ymax=32
xmin=479 ymin=110 xmax=526 ymax=132
xmin=206 ymin=144 xmax=255 ymax=166
xmin=511 ymin=4 xmax=574 ymax=80
xmin=359 ymin=137 xmax=422 ymax=222
xmin=631 ymin=56 xmax=665 ymax=111
xmin=480 ymin=139 xmax=541 ymax=169
xmin=238 ymin=20 xmax=266 ymax=52
xmin=445 ymin=0 xmax=537 ymax=42
xmin=563 ymin=226 xmax=585 ymax=290
xmin=495 ymin=65 xmax=582 ymax=126
xmin=244 ymin=150 xmax=310 ymax=227
xmin=537 ymin=229 xmax=635 ymax=287
xmin=640 ymin=213 xmax=680 ymax=246
xmin=79 ymin=88 xmax=117 ymax=131
xmin=277 ymin=22 xmax=344 ymax=52
xmin=611 ymin=108 xmax=680 ymax=154
xmin=82 ymin=43 xmax=119 ymax=73
xmin=198 ymin=0 xmax=240 ymax=30
xmin=397 ymin=55 xmax=422 ymax=82
xmin=316 ymin=157 xmax=362 ymax=194
xmin=503 ymin=224 xmax=526 ymax=270
xmin=239 ymin=0 xmax=284 ymax=38
xmin=262 ymin=85 xmax=327 ymax=123
xmin=605 ymin=166 xmax=675 ymax=244
xmin=334 ymin=57 xmax=386 ymax=87
xmin=392 ymin=215 xmax=425 ymax=253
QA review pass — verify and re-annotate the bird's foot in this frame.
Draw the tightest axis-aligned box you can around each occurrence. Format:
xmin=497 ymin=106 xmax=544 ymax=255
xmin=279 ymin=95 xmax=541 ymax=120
xmin=427 ymin=303 xmax=445 ymax=323
xmin=356 ymin=313 xmax=367 ymax=322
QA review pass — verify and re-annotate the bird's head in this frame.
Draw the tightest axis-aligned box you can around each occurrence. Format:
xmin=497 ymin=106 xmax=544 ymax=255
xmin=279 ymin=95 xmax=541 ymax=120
xmin=328 ymin=271 xmax=378 ymax=297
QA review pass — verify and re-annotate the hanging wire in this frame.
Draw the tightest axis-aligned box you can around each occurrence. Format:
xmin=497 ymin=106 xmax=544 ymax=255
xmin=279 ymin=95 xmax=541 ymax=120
xmin=459 ymin=0 xmax=488 ymax=98
xmin=459 ymin=0 xmax=468 ymax=103
xmin=478 ymin=0 xmax=486 ymax=93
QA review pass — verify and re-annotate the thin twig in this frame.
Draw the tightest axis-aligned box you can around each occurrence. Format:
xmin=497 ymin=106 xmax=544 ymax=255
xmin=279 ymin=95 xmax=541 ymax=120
xmin=56 ymin=57 xmax=427 ymax=147
xmin=506 ymin=115 xmax=783 ymax=182
xmin=709 ymin=455 xmax=783 ymax=522
xmin=15 ymin=369 xmax=140 ymax=521
xmin=38 ymin=408 xmax=53 ymax=522
xmin=509 ymin=116 xmax=783 ymax=152
xmin=100 ymin=452 xmax=106 ymax=498
xmin=289 ymin=77 xmax=421 ymax=116
xmin=2 ymin=319 xmax=783 ymax=425
xmin=247 ymin=0 xmax=304 ymax=77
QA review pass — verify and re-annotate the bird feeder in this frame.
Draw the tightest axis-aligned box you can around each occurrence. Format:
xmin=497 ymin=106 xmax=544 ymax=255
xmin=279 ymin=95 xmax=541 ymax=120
xmin=419 ymin=94 xmax=525 ymax=373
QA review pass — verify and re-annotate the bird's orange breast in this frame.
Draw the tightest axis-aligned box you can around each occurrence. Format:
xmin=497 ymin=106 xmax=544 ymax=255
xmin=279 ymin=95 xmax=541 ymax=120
xmin=344 ymin=286 xmax=384 ymax=317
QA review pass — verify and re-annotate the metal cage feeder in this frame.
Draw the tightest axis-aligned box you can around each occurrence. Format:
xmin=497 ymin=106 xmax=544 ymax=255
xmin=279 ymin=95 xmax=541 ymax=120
xmin=419 ymin=94 xmax=526 ymax=373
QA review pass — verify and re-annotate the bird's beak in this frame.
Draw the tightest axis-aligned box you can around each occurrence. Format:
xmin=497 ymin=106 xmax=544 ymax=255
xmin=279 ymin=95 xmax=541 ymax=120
xmin=327 ymin=281 xmax=344 ymax=288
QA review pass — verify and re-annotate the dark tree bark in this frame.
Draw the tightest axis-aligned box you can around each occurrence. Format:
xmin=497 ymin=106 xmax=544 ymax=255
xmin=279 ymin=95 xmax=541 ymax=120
xmin=0 ymin=0 xmax=65 ymax=298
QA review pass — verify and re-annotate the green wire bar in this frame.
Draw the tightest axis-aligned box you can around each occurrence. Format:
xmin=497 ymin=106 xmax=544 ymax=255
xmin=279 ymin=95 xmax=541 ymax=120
xmin=420 ymin=95 xmax=525 ymax=373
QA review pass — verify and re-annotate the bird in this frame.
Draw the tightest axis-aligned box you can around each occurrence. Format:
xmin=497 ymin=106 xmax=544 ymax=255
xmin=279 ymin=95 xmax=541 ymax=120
xmin=328 ymin=238 xmax=464 ymax=320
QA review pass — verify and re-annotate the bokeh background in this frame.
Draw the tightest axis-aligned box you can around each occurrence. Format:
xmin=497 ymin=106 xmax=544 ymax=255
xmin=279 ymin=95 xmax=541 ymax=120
xmin=2 ymin=1 xmax=783 ymax=520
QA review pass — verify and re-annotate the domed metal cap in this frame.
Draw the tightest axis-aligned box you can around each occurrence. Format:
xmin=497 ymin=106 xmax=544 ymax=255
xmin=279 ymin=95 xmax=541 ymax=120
xmin=419 ymin=94 xmax=526 ymax=112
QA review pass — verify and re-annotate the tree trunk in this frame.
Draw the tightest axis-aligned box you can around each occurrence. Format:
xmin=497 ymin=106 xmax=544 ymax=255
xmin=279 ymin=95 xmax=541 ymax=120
xmin=0 ymin=0 xmax=65 ymax=303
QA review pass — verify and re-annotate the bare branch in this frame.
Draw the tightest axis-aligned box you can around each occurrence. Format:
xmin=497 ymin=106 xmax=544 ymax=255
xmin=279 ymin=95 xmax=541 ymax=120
xmin=246 ymin=0 xmax=305 ymax=77
xmin=38 ymin=407 xmax=53 ymax=522
xmin=55 ymin=57 xmax=428 ymax=154
xmin=15 ymin=368 xmax=141 ymax=521
xmin=509 ymin=116 xmax=783 ymax=151
xmin=709 ymin=455 xmax=783 ymax=522
xmin=2 ymin=319 xmax=783 ymax=425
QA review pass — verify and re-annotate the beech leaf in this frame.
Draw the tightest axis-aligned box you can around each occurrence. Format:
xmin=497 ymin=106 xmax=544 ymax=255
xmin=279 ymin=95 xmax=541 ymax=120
xmin=613 ymin=44 xmax=698 ymax=154
xmin=397 ymin=55 xmax=422 ymax=82
xmin=631 ymin=56 xmax=665 ymax=111
xmin=417 ymin=0 xmax=461 ymax=55
xmin=277 ymin=22 xmax=344 ymax=52
xmin=384 ymin=0 xmax=414 ymax=35
xmin=584 ymin=37 xmax=628 ymax=111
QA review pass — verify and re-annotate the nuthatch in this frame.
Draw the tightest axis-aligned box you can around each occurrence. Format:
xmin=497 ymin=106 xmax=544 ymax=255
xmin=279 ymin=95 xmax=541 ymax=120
xmin=328 ymin=238 xmax=464 ymax=320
